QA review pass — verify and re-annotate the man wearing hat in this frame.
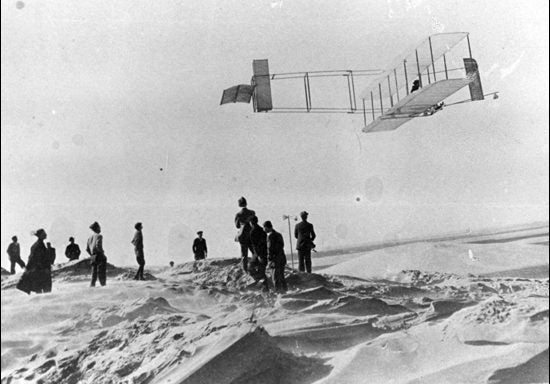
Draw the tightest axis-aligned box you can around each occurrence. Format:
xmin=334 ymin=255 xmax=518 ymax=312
xmin=192 ymin=231 xmax=208 ymax=260
xmin=65 ymin=237 xmax=81 ymax=261
xmin=86 ymin=221 xmax=107 ymax=287
xmin=234 ymin=196 xmax=256 ymax=272
xmin=294 ymin=211 xmax=316 ymax=273
xmin=132 ymin=222 xmax=145 ymax=280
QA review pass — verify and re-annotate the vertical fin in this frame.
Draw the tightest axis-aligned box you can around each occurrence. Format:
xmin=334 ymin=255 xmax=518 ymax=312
xmin=464 ymin=58 xmax=484 ymax=101
xmin=252 ymin=59 xmax=273 ymax=112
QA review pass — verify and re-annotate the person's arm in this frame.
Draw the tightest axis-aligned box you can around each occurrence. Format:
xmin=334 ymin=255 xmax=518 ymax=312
xmin=75 ymin=245 xmax=81 ymax=257
xmin=192 ymin=239 xmax=197 ymax=253
xmin=310 ymin=225 xmax=316 ymax=242
xmin=294 ymin=225 xmax=298 ymax=239
xmin=235 ymin=213 xmax=241 ymax=228
xmin=65 ymin=245 xmax=70 ymax=258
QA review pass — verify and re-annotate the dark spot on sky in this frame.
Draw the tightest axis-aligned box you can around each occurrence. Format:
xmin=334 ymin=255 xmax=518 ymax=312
xmin=16 ymin=1 xmax=25 ymax=9
xmin=72 ymin=134 xmax=84 ymax=146
xmin=355 ymin=196 xmax=361 ymax=202
xmin=160 ymin=168 xmax=163 ymax=171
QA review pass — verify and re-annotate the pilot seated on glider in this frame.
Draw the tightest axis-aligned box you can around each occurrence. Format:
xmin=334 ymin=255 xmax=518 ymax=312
xmin=410 ymin=79 xmax=420 ymax=93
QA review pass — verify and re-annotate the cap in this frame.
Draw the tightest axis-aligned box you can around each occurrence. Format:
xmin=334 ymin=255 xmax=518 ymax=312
xmin=300 ymin=211 xmax=309 ymax=218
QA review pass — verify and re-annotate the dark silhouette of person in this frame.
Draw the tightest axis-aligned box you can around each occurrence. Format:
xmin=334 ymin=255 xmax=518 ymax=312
xmin=169 ymin=261 xmax=174 ymax=267
xmin=410 ymin=79 xmax=420 ymax=93
xmin=192 ymin=231 xmax=208 ymax=260
xmin=249 ymin=216 xmax=269 ymax=291
xmin=264 ymin=220 xmax=287 ymax=293
xmin=294 ymin=211 xmax=316 ymax=273
xmin=65 ymin=237 xmax=81 ymax=261
xmin=234 ymin=197 xmax=256 ymax=272
xmin=7 ymin=235 xmax=25 ymax=274
xmin=132 ymin=222 xmax=145 ymax=280
xmin=16 ymin=229 xmax=54 ymax=294
xmin=86 ymin=221 xmax=107 ymax=287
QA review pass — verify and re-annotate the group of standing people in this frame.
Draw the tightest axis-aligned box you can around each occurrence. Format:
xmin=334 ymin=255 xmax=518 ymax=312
xmin=6 ymin=198 xmax=317 ymax=295
xmin=9 ymin=221 xmax=110 ymax=294
xmin=234 ymin=196 xmax=317 ymax=293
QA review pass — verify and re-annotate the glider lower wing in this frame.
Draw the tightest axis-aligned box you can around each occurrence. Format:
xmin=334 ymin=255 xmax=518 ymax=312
xmin=362 ymin=78 xmax=473 ymax=133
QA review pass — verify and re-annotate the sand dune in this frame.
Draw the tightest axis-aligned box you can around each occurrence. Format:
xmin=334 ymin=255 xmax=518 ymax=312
xmin=1 ymin=230 xmax=548 ymax=383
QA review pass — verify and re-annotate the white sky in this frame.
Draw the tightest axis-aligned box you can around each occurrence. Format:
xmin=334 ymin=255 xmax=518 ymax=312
xmin=1 ymin=0 xmax=548 ymax=267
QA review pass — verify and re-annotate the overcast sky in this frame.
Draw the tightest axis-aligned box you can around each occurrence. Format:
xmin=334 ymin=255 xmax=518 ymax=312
xmin=2 ymin=0 xmax=548 ymax=267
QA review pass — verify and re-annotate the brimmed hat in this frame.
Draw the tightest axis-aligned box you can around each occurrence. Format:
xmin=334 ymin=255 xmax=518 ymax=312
xmin=197 ymin=230 xmax=203 ymax=235
xmin=300 ymin=211 xmax=309 ymax=218
xmin=89 ymin=221 xmax=100 ymax=232
xmin=32 ymin=228 xmax=46 ymax=237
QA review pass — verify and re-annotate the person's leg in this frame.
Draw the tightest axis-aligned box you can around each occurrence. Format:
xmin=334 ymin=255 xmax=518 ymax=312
xmin=305 ymin=250 xmax=312 ymax=273
xmin=98 ymin=260 xmax=107 ymax=286
xmin=277 ymin=267 xmax=288 ymax=292
xmin=10 ymin=260 xmax=16 ymax=274
xmin=90 ymin=264 xmax=98 ymax=287
xmin=139 ymin=260 xmax=145 ymax=280
xmin=240 ymin=243 xmax=249 ymax=272
xmin=298 ymin=251 xmax=305 ymax=272
xmin=271 ymin=268 xmax=278 ymax=291
xmin=16 ymin=257 xmax=26 ymax=269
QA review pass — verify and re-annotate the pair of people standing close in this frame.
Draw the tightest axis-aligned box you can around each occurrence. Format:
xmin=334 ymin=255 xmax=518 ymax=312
xmin=235 ymin=197 xmax=287 ymax=292
xmin=16 ymin=229 xmax=55 ymax=294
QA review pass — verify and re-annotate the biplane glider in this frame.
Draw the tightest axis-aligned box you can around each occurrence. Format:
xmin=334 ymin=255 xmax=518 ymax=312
xmin=220 ymin=32 xmax=498 ymax=133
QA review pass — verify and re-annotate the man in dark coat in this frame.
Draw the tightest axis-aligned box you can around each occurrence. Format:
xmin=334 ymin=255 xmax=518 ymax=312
xmin=87 ymin=221 xmax=107 ymax=287
xmin=192 ymin=231 xmax=208 ymax=260
xmin=248 ymin=216 xmax=269 ymax=291
xmin=65 ymin=237 xmax=81 ymax=261
xmin=132 ymin=222 xmax=145 ymax=280
xmin=7 ymin=235 xmax=25 ymax=274
xmin=234 ymin=196 xmax=256 ymax=272
xmin=294 ymin=211 xmax=316 ymax=273
xmin=264 ymin=220 xmax=287 ymax=293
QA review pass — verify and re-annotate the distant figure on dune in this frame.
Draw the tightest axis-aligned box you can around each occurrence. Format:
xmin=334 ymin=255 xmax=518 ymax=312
xmin=132 ymin=222 xmax=145 ymax=280
xmin=87 ymin=221 xmax=107 ymax=287
xmin=192 ymin=231 xmax=207 ymax=260
xmin=235 ymin=196 xmax=256 ymax=273
xmin=294 ymin=211 xmax=316 ymax=273
xmin=7 ymin=235 xmax=25 ymax=274
xmin=249 ymin=216 xmax=269 ymax=291
xmin=264 ymin=220 xmax=287 ymax=293
xmin=16 ymin=229 xmax=54 ymax=294
xmin=65 ymin=237 xmax=81 ymax=261
xmin=169 ymin=261 xmax=174 ymax=267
